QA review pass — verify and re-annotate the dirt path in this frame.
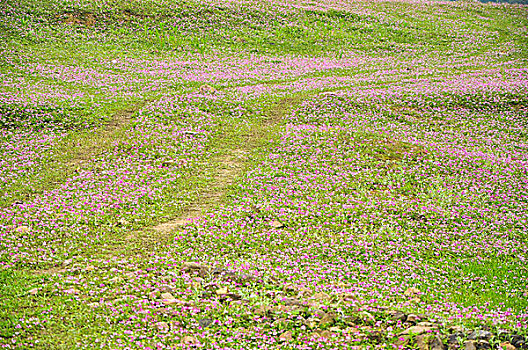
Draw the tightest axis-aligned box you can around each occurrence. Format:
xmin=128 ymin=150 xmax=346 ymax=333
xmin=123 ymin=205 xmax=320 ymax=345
xmin=31 ymin=92 xmax=313 ymax=267
xmin=66 ymin=101 xmax=149 ymax=166
xmin=151 ymin=150 xmax=247 ymax=233
xmin=146 ymin=95 xmax=306 ymax=235
xmin=0 ymin=101 xmax=151 ymax=209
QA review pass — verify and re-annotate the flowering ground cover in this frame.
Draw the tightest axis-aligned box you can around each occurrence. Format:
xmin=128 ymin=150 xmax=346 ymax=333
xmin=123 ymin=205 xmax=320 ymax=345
xmin=1 ymin=0 xmax=528 ymax=348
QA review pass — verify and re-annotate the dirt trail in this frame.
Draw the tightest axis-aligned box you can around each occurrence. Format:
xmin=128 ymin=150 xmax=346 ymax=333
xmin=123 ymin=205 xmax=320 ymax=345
xmin=0 ymin=101 xmax=150 ymax=209
xmin=152 ymin=150 xmax=247 ymax=233
xmin=33 ymin=93 xmax=311 ymax=265
xmin=67 ymin=101 xmax=148 ymax=166
xmin=148 ymin=95 xmax=304 ymax=235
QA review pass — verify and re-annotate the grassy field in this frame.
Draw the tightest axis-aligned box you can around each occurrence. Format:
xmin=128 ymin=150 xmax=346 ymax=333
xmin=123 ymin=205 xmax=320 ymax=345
xmin=1 ymin=0 xmax=528 ymax=348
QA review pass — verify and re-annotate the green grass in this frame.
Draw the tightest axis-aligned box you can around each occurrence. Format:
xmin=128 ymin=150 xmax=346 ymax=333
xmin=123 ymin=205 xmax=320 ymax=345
xmin=450 ymin=258 xmax=528 ymax=312
xmin=4 ymin=0 xmax=528 ymax=58
xmin=1 ymin=0 xmax=528 ymax=348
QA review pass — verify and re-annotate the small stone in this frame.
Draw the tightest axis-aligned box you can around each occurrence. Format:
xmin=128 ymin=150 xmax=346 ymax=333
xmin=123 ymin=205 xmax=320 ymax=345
xmin=312 ymin=292 xmax=331 ymax=301
xmin=361 ymin=311 xmax=376 ymax=324
xmin=182 ymin=262 xmax=209 ymax=277
xmin=182 ymin=336 xmax=198 ymax=345
xmin=216 ymin=287 xmax=229 ymax=296
xmin=161 ymin=292 xmax=180 ymax=305
xmin=279 ymin=330 xmax=293 ymax=342
xmin=416 ymin=334 xmax=429 ymax=350
xmin=388 ymin=310 xmax=407 ymax=322
xmin=148 ymin=290 xmax=160 ymax=299
xmin=407 ymin=314 xmax=419 ymax=323
xmin=117 ymin=218 xmax=130 ymax=226
xmin=343 ymin=315 xmax=360 ymax=325
xmin=155 ymin=321 xmax=169 ymax=333
xmin=367 ymin=330 xmax=383 ymax=341
xmin=225 ymin=292 xmax=242 ymax=300
xmin=450 ymin=326 xmax=465 ymax=333
xmin=465 ymin=341 xmax=477 ymax=350
xmin=396 ymin=335 xmax=411 ymax=347
xmin=162 ymin=159 xmax=177 ymax=166
xmin=164 ymin=299 xmax=182 ymax=306
xmin=468 ymin=331 xmax=493 ymax=341
xmin=203 ymin=283 xmax=218 ymax=292
xmin=430 ymin=335 xmax=446 ymax=350
xmin=199 ymin=84 xmax=217 ymax=94
xmin=283 ymin=297 xmax=302 ymax=306
xmin=404 ymin=287 xmax=421 ymax=296
xmin=28 ymin=288 xmax=38 ymax=295
xmin=320 ymin=330 xmax=332 ymax=339
xmin=497 ymin=329 xmax=511 ymax=338
xmin=418 ymin=322 xmax=436 ymax=327
xmin=159 ymin=285 xmax=173 ymax=293
xmin=476 ymin=341 xmax=491 ymax=350
xmin=63 ymin=259 xmax=73 ymax=266
xmin=237 ymin=273 xmax=257 ymax=284
xmin=182 ymin=262 xmax=205 ymax=271
xmin=271 ymin=220 xmax=284 ymax=229
xmin=341 ymin=293 xmax=356 ymax=301
xmin=500 ymin=342 xmax=516 ymax=350
xmin=448 ymin=333 xmax=464 ymax=345
xmin=401 ymin=325 xmax=435 ymax=335
xmin=211 ymin=267 xmax=226 ymax=275
xmin=511 ymin=335 xmax=526 ymax=349
xmin=161 ymin=292 xmax=175 ymax=300
xmin=198 ymin=318 xmax=213 ymax=328
xmin=319 ymin=313 xmax=335 ymax=327
xmin=254 ymin=305 xmax=270 ymax=316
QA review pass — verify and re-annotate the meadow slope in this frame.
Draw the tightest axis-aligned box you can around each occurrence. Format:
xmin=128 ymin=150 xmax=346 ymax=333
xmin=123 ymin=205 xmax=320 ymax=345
xmin=1 ymin=0 xmax=528 ymax=348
